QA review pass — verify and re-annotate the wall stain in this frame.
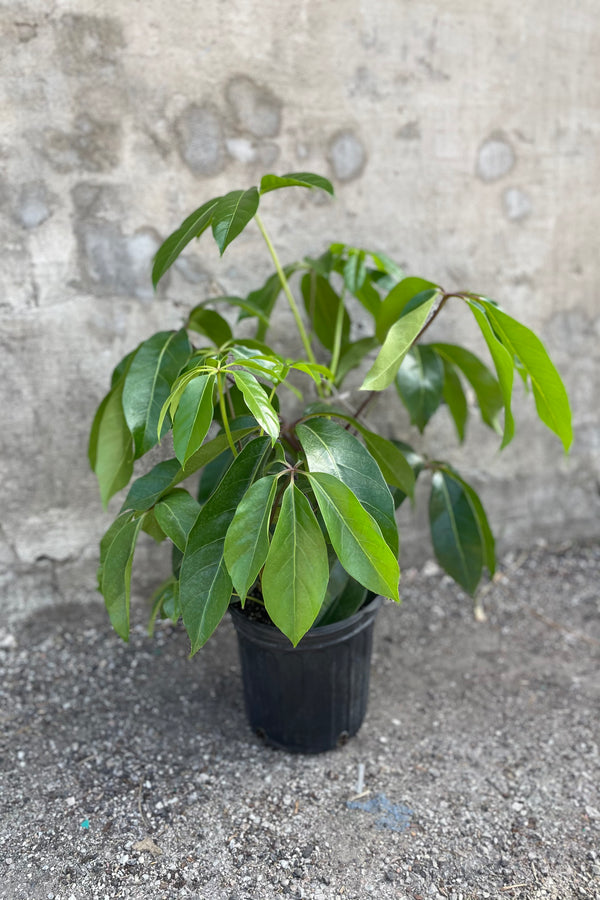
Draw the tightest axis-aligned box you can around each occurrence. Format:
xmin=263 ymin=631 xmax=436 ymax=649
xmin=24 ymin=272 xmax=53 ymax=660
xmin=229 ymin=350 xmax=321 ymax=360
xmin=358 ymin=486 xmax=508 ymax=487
xmin=476 ymin=132 xmax=516 ymax=182
xmin=174 ymin=103 xmax=225 ymax=177
xmin=226 ymin=75 xmax=282 ymax=139
xmin=328 ymin=129 xmax=367 ymax=182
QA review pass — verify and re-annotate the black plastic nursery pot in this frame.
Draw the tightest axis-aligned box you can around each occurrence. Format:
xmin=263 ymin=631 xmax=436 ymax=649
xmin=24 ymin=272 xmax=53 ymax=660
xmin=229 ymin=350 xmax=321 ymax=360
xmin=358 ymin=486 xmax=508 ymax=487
xmin=229 ymin=596 xmax=382 ymax=754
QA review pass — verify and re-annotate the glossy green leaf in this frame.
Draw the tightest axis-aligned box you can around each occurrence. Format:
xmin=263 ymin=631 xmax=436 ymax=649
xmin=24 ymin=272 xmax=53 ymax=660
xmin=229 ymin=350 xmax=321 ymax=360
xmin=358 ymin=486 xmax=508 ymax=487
xmin=240 ymin=266 xmax=301 ymax=338
xmin=361 ymin=293 xmax=438 ymax=391
xmin=395 ymin=345 xmax=445 ymax=432
xmin=441 ymin=359 xmax=468 ymax=442
xmin=359 ymin=430 xmax=416 ymax=496
xmin=353 ymin=273 xmax=383 ymax=319
xmin=468 ymin=301 xmax=515 ymax=448
xmin=288 ymin=360 xmax=334 ymax=385
xmin=147 ymin=577 xmax=180 ymax=635
xmin=224 ymin=475 xmax=278 ymax=602
xmin=475 ymin=300 xmax=573 ymax=451
xmin=343 ymin=250 xmax=367 ymax=293
xmin=154 ymin=489 xmax=201 ymax=552
xmin=141 ymin=509 xmax=167 ymax=543
xmin=307 ymin=472 xmax=400 ymax=602
xmin=262 ymin=483 xmax=329 ymax=646
xmin=369 ymin=251 xmax=405 ymax=285
xmin=194 ymin=295 xmax=270 ymax=326
xmin=442 ymin=467 xmax=496 ymax=576
xmin=122 ymin=329 xmax=192 ymax=457
xmin=89 ymin=379 xmax=134 ymax=508
xmin=100 ymin=515 xmax=144 ymax=640
xmin=429 ymin=469 xmax=486 ymax=596
xmin=172 ymin=374 xmax=216 ymax=465
xmin=152 ymin=197 xmax=220 ymax=288
xmin=316 ymin=562 xmax=369 ymax=627
xmin=110 ymin=350 xmax=136 ymax=388
xmin=187 ymin=308 xmax=233 ymax=347
xmin=211 ymin=187 xmax=260 ymax=255
xmin=335 ymin=337 xmax=379 ymax=386
xmin=233 ymin=370 xmax=280 ymax=442
xmin=197 ymin=447 xmax=234 ymax=505
xmin=121 ymin=426 xmax=258 ymax=511
xmin=300 ymin=272 xmax=350 ymax=352
xmin=376 ymin=278 xmax=439 ymax=342
xmin=296 ymin=417 xmax=398 ymax=555
xmin=179 ymin=437 xmax=271 ymax=654
xmin=259 ymin=172 xmax=334 ymax=196
xmin=431 ymin=343 xmax=503 ymax=432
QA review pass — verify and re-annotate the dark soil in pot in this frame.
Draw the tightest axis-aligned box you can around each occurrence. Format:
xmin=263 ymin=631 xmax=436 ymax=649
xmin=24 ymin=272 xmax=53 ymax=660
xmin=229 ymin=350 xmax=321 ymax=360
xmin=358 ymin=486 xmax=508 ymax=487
xmin=230 ymin=596 xmax=382 ymax=753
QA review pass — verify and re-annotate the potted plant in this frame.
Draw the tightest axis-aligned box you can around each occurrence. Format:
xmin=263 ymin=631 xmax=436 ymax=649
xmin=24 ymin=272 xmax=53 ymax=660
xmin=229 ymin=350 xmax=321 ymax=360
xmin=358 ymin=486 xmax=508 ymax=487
xmin=89 ymin=172 xmax=572 ymax=753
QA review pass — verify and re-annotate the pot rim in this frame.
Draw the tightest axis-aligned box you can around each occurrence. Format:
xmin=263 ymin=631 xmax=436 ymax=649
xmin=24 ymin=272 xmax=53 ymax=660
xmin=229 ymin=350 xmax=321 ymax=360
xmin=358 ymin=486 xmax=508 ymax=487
xmin=229 ymin=594 xmax=383 ymax=651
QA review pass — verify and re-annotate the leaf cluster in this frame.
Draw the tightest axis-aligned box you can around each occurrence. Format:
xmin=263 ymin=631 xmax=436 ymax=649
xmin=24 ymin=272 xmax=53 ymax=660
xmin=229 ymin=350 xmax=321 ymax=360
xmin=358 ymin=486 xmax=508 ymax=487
xmin=90 ymin=171 xmax=572 ymax=649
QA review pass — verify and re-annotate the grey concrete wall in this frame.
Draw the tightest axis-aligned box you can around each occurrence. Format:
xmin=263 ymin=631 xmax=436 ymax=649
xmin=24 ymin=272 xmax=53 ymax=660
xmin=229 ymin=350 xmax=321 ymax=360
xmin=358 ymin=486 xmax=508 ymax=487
xmin=1 ymin=1 xmax=599 ymax=621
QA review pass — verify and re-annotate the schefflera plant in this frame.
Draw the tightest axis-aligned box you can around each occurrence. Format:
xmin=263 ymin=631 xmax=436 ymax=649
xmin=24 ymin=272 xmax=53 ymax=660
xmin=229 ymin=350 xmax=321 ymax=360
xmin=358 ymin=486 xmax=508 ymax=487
xmin=89 ymin=172 xmax=572 ymax=651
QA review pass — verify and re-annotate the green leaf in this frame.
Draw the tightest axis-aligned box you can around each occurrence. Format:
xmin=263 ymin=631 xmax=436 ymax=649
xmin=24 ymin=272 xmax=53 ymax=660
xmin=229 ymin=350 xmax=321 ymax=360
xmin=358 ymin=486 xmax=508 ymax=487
xmin=376 ymin=278 xmax=439 ymax=342
xmin=300 ymin=272 xmax=350 ymax=352
xmin=361 ymin=293 xmax=439 ymax=391
xmin=187 ymin=308 xmax=233 ymax=347
xmin=359 ymin=430 xmax=416 ymax=496
xmin=262 ymin=483 xmax=329 ymax=646
xmin=233 ymin=370 xmax=280 ymax=443
xmin=211 ymin=187 xmax=260 ymax=255
xmin=431 ymin=343 xmax=503 ymax=432
xmin=147 ymin=577 xmax=180 ymax=635
xmin=316 ymin=563 xmax=369 ymax=627
xmin=296 ymin=417 xmax=398 ymax=555
xmin=442 ymin=467 xmax=496 ymax=576
xmin=335 ymin=337 xmax=379 ymax=386
xmin=429 ymin=469 xmax=487 ymax=596
xmin=154 ymin=489 xmax=201 ymax=552
xmin=141 ymin=509 xmax=167 ymax=543
xmin=369 ymin=251 xmax=405 ymax=285
xmin=172 ymin=374 xmax=216 ymax=465
xmin=99 ymin=515 xmax=144 ymax=640
xmin=343 ymin=250 xmax=366 ymax=293
xmin=259 ymin=172 xmax=334 ymax=196
xmin=122 ymin=329 xmax=192 ymax=457
xmin=441 ymin=359 xmax=468 ymax=442
xmin=89 ymin=379 xmax=135 ymax=508
xmin=152 ymin=196 xmax=221 ymax=288
xmin=474 ymin=300 xmax=573 ymax=451
xmin=110 ymin=350 xmax=136 ymax=388
xmin=395 ymin=345 xmax=445 ymax=432
xmin=121 ymin=426 xmax=258 ymax=511
xmin=193 ymin=295 xmax=270 ymax=326
xmin=148 ymin=575 xmax=181 ymax=637
xmin=468 ymin=301 xmax=515 ymax=448
xmin=179 ymin=436 xmax=271 ymax=654
xmin=239 ymin=265 xmax=301 ymax=338
xmin=224 ymin=475 xmax=278 ymax=602
xmin=197 ymin=447 xmax=234 ymax=505
xmin=353 ymin=273 xmax=383 ymax=319
xmin=307 ymin=472 xmax=400 ymax=602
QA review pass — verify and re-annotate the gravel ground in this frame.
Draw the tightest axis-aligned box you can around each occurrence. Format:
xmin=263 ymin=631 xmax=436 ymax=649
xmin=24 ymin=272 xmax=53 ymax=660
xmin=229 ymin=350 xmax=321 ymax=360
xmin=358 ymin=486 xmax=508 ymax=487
xmin=1 ymin=542 xmax=599 ymax=900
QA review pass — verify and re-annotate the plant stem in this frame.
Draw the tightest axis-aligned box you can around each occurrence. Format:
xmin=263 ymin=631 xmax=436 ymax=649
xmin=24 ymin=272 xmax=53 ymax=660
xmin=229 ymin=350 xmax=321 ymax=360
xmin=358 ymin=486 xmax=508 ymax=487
xmin=217 ymin=372 xmax=238 ymax=457
xmin=329 ymin=287 xmax=346 ymax=387
xmin=254 ymin=213 xmax=317 ymax=367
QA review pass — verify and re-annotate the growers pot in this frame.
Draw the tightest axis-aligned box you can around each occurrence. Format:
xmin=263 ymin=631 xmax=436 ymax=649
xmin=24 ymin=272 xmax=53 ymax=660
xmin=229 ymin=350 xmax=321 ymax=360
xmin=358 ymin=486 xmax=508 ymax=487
xmin=230 ymin=596 xmax=382 ymax=753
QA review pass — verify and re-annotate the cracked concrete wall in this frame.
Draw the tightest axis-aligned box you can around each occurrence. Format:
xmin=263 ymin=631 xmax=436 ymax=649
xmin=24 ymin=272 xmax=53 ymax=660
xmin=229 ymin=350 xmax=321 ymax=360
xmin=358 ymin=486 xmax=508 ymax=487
xmin=1 ymin=1 xmax=599 ymax=621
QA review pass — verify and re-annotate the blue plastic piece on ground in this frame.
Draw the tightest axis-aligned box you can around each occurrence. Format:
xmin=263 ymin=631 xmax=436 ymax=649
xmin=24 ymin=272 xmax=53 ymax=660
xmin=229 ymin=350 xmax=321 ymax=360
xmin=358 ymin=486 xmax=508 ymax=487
xmin=346 ymin=793 xmax=412 ymax=832
xmin=80 ymin=819 xmax=90 ymax=829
